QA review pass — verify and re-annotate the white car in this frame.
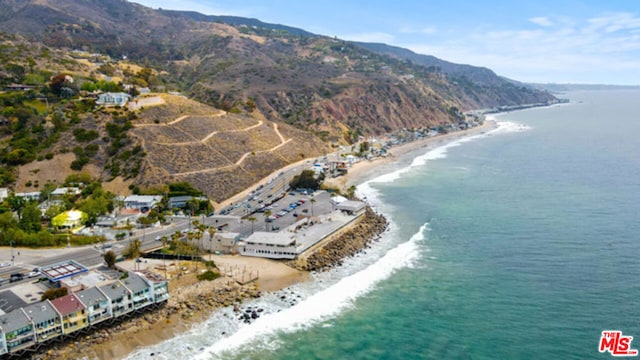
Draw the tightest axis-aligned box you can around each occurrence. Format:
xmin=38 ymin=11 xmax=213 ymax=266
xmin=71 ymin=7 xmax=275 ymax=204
xmin=27 ymin=271 xmax=40 ymax=278
xmin=0 ymin=262 xmax=10 ymax=268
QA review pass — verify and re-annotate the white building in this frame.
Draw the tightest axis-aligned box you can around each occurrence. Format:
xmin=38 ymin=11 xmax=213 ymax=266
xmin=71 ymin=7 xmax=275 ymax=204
xmin=123 ymin=195 xmax=162 ymax=211
xmin=0 ymin=188 xmax=8 ymax=202
xmin=240 ymin=232 xmax=298 ymax=259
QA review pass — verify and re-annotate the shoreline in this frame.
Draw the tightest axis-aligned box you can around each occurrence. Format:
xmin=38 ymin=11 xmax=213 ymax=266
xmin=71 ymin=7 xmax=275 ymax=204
xmin=324 ymin=120 xmax=498 ymax=191
xmin=31 ymin=122 xmax=498 ymax=360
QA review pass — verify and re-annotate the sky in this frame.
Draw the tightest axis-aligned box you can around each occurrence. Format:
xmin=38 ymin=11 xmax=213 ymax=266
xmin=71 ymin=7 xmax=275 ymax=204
xmin=131 ymin=0 xmax=640 ymax=85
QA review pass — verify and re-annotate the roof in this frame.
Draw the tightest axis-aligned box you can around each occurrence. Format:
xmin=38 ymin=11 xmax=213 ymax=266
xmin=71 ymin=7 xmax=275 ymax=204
xmin=0 ymin=309 xmax=31 ymax=333
xmin=121 ymin=272 xmax=150 ymax=293
xmin=62 ymin=271 xmax=110 ymax=289
xmin=124 ymin=195 xmax=162 ymax=204
xmin=336 ymin=200 xmax=366 ymax=212
xmin=244 ymin=232 xmax=297 ymax=246
xmin=99 ymin=281 xmax=130 ymax=300
xmin=51 ymin=187 xmax=81 ymax=196
xmin=22 ymin=300 xmax=59 ymax=324
xmin=39 ymin=260 xmax=88 ymax=282
xmin=76 ymin=287 xmax=108 ymax=308
xmin=50 ymin=294 xmax=85 ymax=316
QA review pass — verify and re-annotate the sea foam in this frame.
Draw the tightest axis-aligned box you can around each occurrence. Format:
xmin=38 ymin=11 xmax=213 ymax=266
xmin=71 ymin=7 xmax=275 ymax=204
xmin=196 ymin=223 xmax=427 ymax=358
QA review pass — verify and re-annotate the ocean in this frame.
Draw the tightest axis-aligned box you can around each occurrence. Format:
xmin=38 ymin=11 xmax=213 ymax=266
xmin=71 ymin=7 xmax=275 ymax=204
xmin=125 ymin=90 xmax=640 ymax=360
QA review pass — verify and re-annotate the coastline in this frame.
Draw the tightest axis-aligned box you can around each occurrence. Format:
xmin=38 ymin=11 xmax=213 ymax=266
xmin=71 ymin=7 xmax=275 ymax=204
xmin=33 ymin=121 xmax=498 ymax=360
xmin=324 ymin=120 xmax=498 ymax=191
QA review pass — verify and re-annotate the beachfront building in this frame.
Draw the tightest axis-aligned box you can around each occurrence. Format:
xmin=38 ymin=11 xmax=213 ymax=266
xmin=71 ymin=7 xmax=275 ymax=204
xmin=22 ymin=300 xmax=63 ymax=343
xmin=241 ymin=232 xmax=298 ymax=259
xmin=211 ymin=232 xmax=241 ymax=254
xmin=0 ymin=309 xmax=35 ymax=354
xmin=76 ymin=287 xmax=111 ymax=325
xmin=0 ymin=271 xmax=169 ymax=356
xmin=336 ymin=200 xmax=366 ymax=216
xmin=50 ymin=294 xmax=88 ymax=335
xmin=99 ymin=281 xmax=133 ymax=318
xmin=122 ymin=273 xmax=154 ymax=310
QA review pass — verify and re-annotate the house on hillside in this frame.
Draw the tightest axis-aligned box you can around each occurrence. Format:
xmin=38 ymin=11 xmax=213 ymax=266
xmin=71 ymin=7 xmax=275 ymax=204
xmin=124 ymin=195 xmax=162 ymax=212
xmin=96 ymin=92 xmax=131 ymax=107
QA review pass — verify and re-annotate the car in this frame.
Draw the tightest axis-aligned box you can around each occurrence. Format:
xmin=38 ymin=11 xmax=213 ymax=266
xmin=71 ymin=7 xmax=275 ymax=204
xmin=10 ymin=273 xmax=24 ymax=283
xmin=277 ymin=211 xmax=288 ymax=217
xmin=0 ymin=262 xmax=11 ymax=268
xmin=293 ymin=213 xmax=298 ymax=217
xmin=302 ymin=209 xmax=309 ymax=213
xmin=27 ymin=271 xmax=39 ymax=278
xmin=271 ymin=225 xmax=280 ymax=231
xmin=155 ymin=236 xmax=163 ymax=241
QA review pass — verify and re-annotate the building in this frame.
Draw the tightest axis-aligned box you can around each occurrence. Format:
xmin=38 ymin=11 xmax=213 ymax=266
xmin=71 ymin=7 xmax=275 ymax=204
xmin=122 ymin=273 xmax=154 ymax=310
xmin=0 ymin=270 xmax=169 ymax=356
xmin=240 ymin=232 xmax=298 ymax=259
xmin=50 ymin=294 xmax=88 ymax=335
xmin=124 ymin=195 xmax=162 ymax=212
xmin=76 ymin=287 xmax=111 ymax=325
xmin=96 ymin=92 xmax=131 ymax=107
xmin=22 ymin=301 xmax=63 ymax=343
xmin=210 ymin=232 xmax=241 ymax=254
xmin=0 ymin=309 xmax=34 ymax=354
xmin=14 ymin=192 xmax=40 ymax=202
xmin=99 ymin=281 xmax=133 ymax=318
xmin=51 ymin=210 xmax=88 ymax=230
xmin=40 ymin=260 xmax=89 ymax=285
xmin=50 ymin=187 xmax=81 ymax=198
xmin=168 ymin=196 xmax=207 ymax=209
xmin=336 ymin=200 xmax=366 ymax=215
xmin=0 ymin=188 xmax=8 ymax=202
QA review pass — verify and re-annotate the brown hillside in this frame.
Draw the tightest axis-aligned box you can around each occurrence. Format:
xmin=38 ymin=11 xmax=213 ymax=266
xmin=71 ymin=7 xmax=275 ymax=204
xmin=131 ymin=95 xmax=330 ymax=202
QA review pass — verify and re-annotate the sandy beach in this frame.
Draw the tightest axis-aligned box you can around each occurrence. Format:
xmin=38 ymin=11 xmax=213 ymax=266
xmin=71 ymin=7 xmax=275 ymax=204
xmin=324 ymin=121 xmax=498 ymax=191
xmin=36 ymin=121 xmax=497 ymax=360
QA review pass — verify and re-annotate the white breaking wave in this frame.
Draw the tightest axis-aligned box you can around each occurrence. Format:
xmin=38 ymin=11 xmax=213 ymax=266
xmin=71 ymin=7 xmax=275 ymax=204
xmin=196 ymin=223 xmax=428 ymax=359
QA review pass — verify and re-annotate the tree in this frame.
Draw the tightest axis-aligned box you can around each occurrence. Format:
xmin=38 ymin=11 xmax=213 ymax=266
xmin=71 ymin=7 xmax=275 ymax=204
xmin=19 ymin=202 xmax=41 ymax=232
xmin=104 ymin=250 xmax=117 ymax=268
xmin=207 ymin=226 xmax=216 ymax=253
xmin=264 ymin=209 xmax=272 ymax=231
xmin=289 ymin=169 xmax=323 ymax=190
xmin=41 ymin=287 xmax=68 ymax=301
xmin=124 ymin=238 xmax=141 ymax=259
xmin=7 ymin=195 xmax=26 ymax=220
xmin=310 ymin=197 xmax=316 ymax=217
xmin=248 ymin=216 xmax=257 ymax=234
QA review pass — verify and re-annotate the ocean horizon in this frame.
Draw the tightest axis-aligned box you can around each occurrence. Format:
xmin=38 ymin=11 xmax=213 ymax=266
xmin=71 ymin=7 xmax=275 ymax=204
xmin=123 ymin=89 xmax=640 ymax=360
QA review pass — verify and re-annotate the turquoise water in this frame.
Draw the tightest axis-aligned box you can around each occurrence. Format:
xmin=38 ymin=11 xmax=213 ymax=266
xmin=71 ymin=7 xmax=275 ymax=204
xmin=127 ymin=90 xmax=640 ymax=360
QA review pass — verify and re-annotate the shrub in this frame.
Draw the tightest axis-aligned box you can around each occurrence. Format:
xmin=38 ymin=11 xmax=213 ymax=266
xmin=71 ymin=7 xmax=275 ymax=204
xmin=197 ymin=270 xmax=220 ymax=281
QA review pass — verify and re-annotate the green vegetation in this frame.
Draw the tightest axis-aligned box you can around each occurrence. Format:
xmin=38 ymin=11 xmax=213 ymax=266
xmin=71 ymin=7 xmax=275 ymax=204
xmin=197 ymin=270 xmax=220 ymax=281
xmin=103 ymin=250 xmax=117 ymax=268
xmin=41 ymin=287 xmax=68 ymax=301
xmin=289 ymin=169 xmax=324 ymax=190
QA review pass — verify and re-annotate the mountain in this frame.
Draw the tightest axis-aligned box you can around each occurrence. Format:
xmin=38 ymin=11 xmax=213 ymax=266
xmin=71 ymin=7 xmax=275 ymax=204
xmin=0 ymin=0 xmax=557 ymax=202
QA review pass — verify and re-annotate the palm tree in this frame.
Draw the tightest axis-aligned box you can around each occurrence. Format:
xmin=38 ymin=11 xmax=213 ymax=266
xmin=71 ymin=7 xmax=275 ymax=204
xmin=207 ymin=226 xmax=216 ymax=254
xmin=248 ymin=216 xmax=257 ymax=234
xmin=264 ymin=209 xmax=272 ymax=231
xmin=310 ymin=197 xmax=316 ymax=217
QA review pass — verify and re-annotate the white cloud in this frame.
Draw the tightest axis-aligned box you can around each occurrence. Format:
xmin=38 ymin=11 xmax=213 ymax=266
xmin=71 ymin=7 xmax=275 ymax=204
xmin=529 ymin=17 xmax=553 ymax=27
xmin=340 ymin=32 xmax=396 ymax=43
xmin=401 ymin=12 xmax=640 ymax=84
xmin=399 ymin=25 xmax=437 ymax=35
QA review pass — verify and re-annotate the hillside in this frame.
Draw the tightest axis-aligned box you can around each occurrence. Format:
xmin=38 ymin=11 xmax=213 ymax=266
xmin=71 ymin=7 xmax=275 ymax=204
xmin=0 ymin=0 xmax=558 ymax=204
